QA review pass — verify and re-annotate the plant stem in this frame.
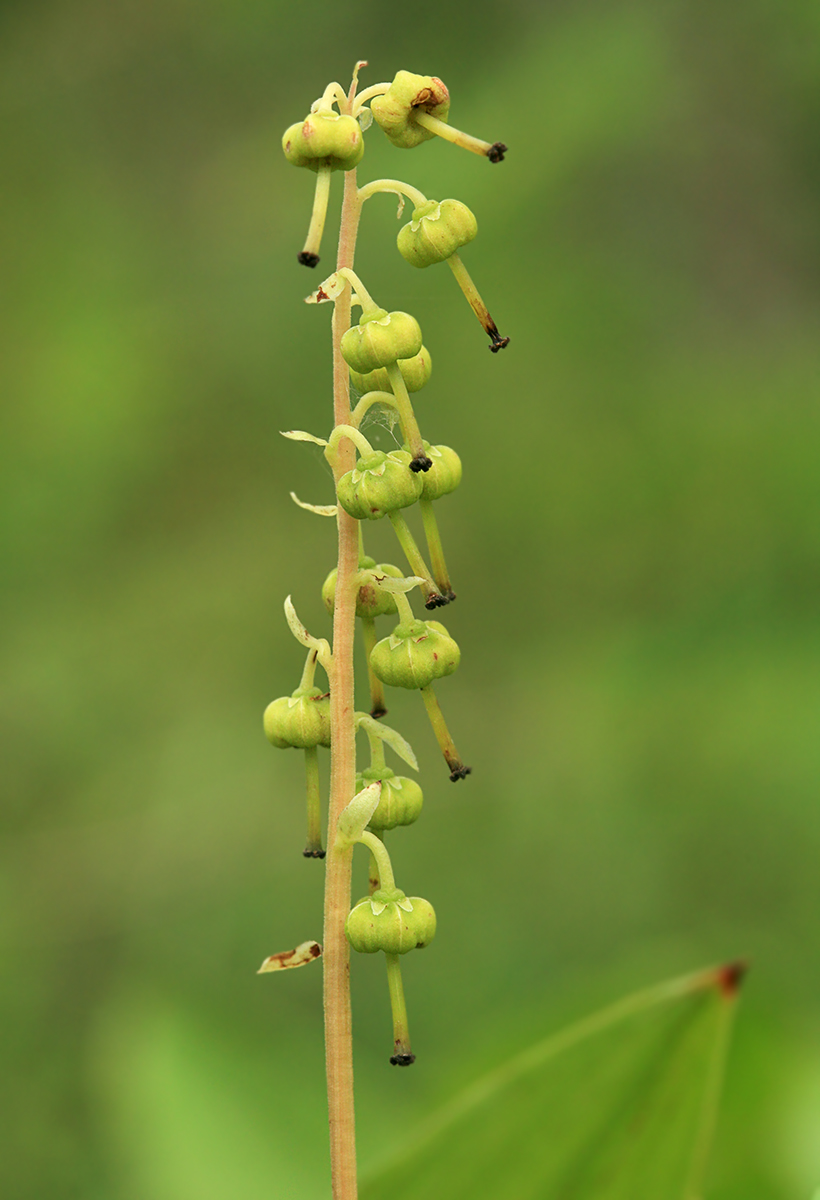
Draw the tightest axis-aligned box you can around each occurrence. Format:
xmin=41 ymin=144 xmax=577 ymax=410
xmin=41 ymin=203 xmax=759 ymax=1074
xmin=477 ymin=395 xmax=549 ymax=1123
xmin=358 ymin=829 xmax=396 ymax=891
xmin=412 ymin=110 xmax=506 ymax=162
xmin=447 ymin=252 xmax=510 ymax=351
xmin=387 ymin=511 xmax=445 ymax=609
xmin=300 ymin=166 xmax=332 ymax=267
xmin=303 ymin=745 xmax=325 ymax=858
xmin=361 ymin=616 xmax=387 ymax=718
xmin=323 ymin=91 xmax=365 ymax=1200
xmin=385 ymin=362 xmax=428 ymax=467
xmin=385 ymin=953 xmax=415 ymax=1065
xmin=420 ymin=498 xmax=455 ymax=600
xmin=420 ymin=685 xmax=471 ymax=781
xmin=357 ymin=177 xmax=428 ymax=209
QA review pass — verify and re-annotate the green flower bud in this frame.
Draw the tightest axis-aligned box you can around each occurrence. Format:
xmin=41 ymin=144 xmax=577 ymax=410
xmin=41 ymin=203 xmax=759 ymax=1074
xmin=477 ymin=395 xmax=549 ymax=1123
xmin=356 ymin=766 xmax=424 ymax=831
xmin=349 ymin=345 xmax=432 ymax=395
xmin=397 ymin=199 xmax=477 ymax=269
xmin=263 ymin=686 xmax=331 ymax=749
xmin=345 ymin=888 xmax=436 ymax=954
xmin=337 ymin=450 xmax=423 ymax=521
xmin=402 ymin=441 xmax=462 ymax=500
xmin=282 ymin=111 xmax=364 ymax=172
xmin=341 ymin=309 xmax=422 ymax=375
xmin=322 ymin=560 xmax=403 ymax=618
xmin=370 ymin=71 xmax=450 ymax=150
xmin=370 ymin=619 xmax=460 ymax=690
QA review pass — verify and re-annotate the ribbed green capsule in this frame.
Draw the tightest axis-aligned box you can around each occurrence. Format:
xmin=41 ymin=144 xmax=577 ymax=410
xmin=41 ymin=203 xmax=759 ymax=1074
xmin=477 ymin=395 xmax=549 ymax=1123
xmin=356 ymin=766 xmax=424 ymax=831
xmin=370 ymin=71 xmax=450 ymax=149
xmin=336 ymin=450 xmax=423 ymax=521
xmin=322 ymin=558 xmax=404 ymax=618
xmin=263 ymin=686 xmax=331 ymax=749
xmin=341 ymin=309 xmax=422 ymax=375
xmin=370 ymin=619 xmax=460 ymax=690
xmin=349 ymin=346 xmax=432 ymax=395
xmin=345 ymin=888 xmax=436 ymax=954
xmin=282 ymin=111 xmax=364 ymax=172
xmin=404 ymin=441 xmax=462 ymax=500
xmin=397 ymin=199 xmax=477 ymax=269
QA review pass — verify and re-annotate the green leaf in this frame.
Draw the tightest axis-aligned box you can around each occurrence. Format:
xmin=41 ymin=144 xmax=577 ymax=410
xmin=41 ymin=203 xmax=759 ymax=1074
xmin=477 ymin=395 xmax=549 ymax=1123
xmin=361 ymin=963 xmax=744 ymax=1200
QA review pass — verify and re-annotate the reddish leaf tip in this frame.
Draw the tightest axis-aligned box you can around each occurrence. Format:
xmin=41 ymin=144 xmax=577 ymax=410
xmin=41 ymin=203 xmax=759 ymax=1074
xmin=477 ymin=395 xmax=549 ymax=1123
xmin=715 ymin=959 xmax=749 ymax=997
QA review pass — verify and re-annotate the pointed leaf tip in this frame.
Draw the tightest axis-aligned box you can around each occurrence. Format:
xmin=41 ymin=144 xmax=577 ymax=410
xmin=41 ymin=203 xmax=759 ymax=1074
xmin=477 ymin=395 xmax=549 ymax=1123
xmin=714 ymin=959 xmax=749 ymax=998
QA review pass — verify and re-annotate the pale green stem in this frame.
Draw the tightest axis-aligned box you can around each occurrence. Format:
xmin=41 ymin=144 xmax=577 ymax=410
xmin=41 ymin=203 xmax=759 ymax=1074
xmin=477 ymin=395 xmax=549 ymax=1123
xmin=299 ymin=166 xmax=332 ymax=267
xmin=420 ymin=685 xmax=471 ymax=781
xmin=334 ymin=266 xmax=379 ymax=314
xmin=387 ymin=511 xmax=444 ymax=609
xmin=326 ymin=422 xmax=373 ymax=463
xmin=351 ymin=83 xmax=390 ymax=115
xmin=367 ymin=828 xmax=383 ymax=895
xmin=323 ymin=74 xmax=364 ymax=1200
xmin=357 ymin=829 xmax=396 ymax=891
xmin=385 ymin=953 xmax=415 ymax=1065
xmin=385 ymin=362 xmax=427 ymax=465
xmin=350 ymin=390 xmax=398 ymax=429
xmin=392 ymin=588 xmax=415 ymax=628
xmin=298 ymin=647 xmax=320 ymax=692
xmin=303 ymin=745 xmax=324 ymax=858
xmin=356 ymin=177 xmax=428 ymax=209
xmin=413 ymin=110 xmax=505 ymax=161
xmin=360 ymin=616 xmax=387 ymax=718
xmin=447 ymin=252 xmax=510 ymax=352
xmin=420 ymin=498 xmax=455 ymax=600
xmin=318 ymin=81 xmax=348 ymax=112
xmin=365 ymin=725 xmax=387 ymax=771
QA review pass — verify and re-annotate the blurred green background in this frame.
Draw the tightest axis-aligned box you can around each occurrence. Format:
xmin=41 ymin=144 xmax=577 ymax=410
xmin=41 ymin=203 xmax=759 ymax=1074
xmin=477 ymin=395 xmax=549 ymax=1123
xmin=2 ymin=1 xmax=819 ymax=1196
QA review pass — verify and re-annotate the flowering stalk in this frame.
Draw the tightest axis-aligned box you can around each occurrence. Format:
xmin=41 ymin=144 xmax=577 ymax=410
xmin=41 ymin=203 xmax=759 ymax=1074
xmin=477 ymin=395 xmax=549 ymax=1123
xmin=265 ymin=61 xmax=507 ymax=1199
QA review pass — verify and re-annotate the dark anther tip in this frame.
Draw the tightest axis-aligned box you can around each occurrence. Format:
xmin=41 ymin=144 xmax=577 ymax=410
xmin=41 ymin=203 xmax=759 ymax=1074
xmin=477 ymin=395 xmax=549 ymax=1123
xmin=370 ymin=707 xmax=388 ymax=719
xmin=488 ymin=142 xmax=507 ymax=163
xmin=303 ymin=848 xmax=327 ymax=859
xmin=390 ymin=1053 xmax=416 ymax=1067
xmin=449 ymin=766 xmax=472 ymax=782
xmin=297 ymin=251 xmax=320 ymax=268
xmin=488 ymin=336 xmax=511 ymax=353
xmin=424 ymin=594 xmax=447 ymax=610
xmin=444 ymin=590 xmax=457 ymax=603
xmin=409 ymin=454 xmax=433 ymax=473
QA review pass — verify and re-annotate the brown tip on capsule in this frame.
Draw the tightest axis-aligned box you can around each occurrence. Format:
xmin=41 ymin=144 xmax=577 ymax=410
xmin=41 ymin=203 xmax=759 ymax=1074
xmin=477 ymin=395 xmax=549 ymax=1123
xmin=715 ymin=960 xmax=749 ymax=998
xmin=303 ymin=847 xmax=327 ymax=859
xmin=448 ymin=765 xmax=472 ymax=782
xmin=409 ymin=454 xmax=433 ymax=473
xmin=370 ymin=706 xmax=388 ymax=719
xmin=298 ymin=251 xmax=320 ymax=268
xmin=424 ymin=593 xmax=449 ymax=610
xmin=487 ymin=142 xmax=507 ymax=163
xmin=390 ymin=1051 xmax=416 ymax=1067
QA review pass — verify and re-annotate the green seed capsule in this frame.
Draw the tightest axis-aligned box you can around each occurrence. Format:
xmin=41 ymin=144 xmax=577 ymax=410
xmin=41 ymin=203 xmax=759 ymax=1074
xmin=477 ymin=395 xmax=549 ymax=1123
xmin=282 ymin=111 xmax=364 ymax=172
xmin=263 ymin=686 xmax=331 ymax=749
xmin=345 ymin=888 xmax=437 ymax=954
xmin=370 ymin=619 xmax=460 ymax=690
xmin=370 ymin=71 xmax=450 ymax=150
xmin=403 ymin=441 xmax=462 ymax=500
xmin=322 ymin=561 xmax=404 ymax=618
xmin=349 ymin=345 xmax=432 ymax=395
xmin=397 ymin=199 xmax=478 ymax=269
xmin=356 ymin=766 xmax=424 ymax=830
xmin=341 ymin=308 xmax=422 ymax=375
xmin=336 ymin=450 xmax=423 ymax=521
